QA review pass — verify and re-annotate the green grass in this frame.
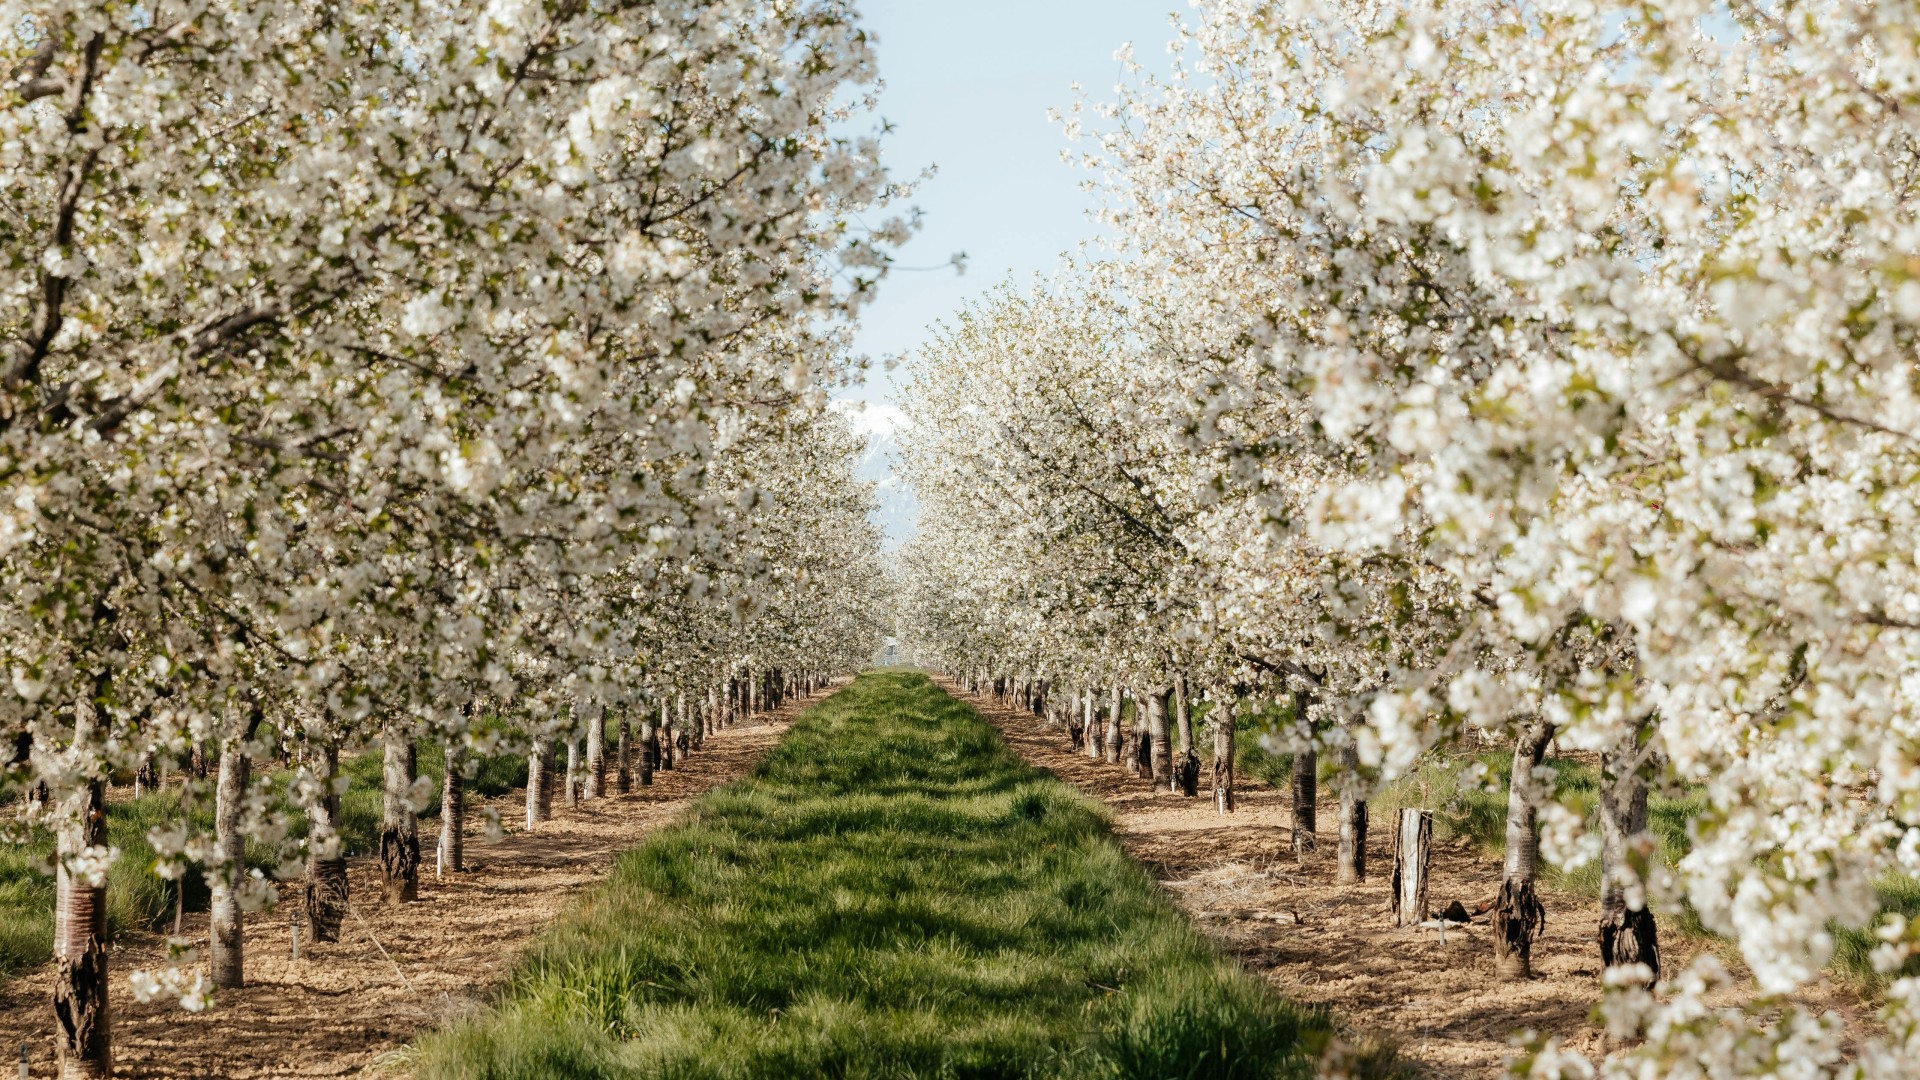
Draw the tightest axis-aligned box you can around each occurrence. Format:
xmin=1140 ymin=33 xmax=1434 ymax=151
xmin=0 ymin=790 xmax=221 ymax=979
xmin=417 ymin=672 xmax=1392 ymax=1080
xmin=1234 ymin=706 xmax=1296 ymax=792
xmin=1366 ymin=749 xmax=1699 ymax=905
xmin=0 ymin=739 xmax=531 ymax=980
xmin=1833 ymin=871 xmax=1920 ymax=996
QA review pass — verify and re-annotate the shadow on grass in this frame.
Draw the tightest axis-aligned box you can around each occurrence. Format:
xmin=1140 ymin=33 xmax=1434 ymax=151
xmin=416 ymin=672 xmax=1398 ymax=1080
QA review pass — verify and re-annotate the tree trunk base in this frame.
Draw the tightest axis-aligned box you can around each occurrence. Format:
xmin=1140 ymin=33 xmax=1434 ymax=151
xmin=53 ymin=876 xmax=110 ymax=1080
xmin=1174 ymin=751 xmax=1199 ymax=797
xmin=1335 ymin=799 xmax=1368 ymax=885
xmin=53 ymin=948 xmax=110 ymax=1079
xmin=1600 ymin=900 xmax=1660 ymax=986
xmin=305 ymin=857 xmax=349 ymax=942
xmin=379 ymin=828 xmax=419 ymax=905
xmin=1493 ymin=877 xmax=1546 ymax=980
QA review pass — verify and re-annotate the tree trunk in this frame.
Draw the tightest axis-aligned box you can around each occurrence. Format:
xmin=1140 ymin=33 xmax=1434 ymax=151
xmin=1122 ymin=714 xmax=1140 ymax=775
xmin=441 ymin=740 xmax=465 ymax=875
xmin=585 ymin=710 xmax=606 ymax=800
xmin=210 ymin=738 xmax=250 ymax=988
xmin=1390 ymin=809 xmax=1433 ymax=927
xmin=1335 ymin=725 xmax=1367 ymax=884
xmin=1146 ymin=686 xmax=1172 ymax=786
xmin=1494 ymin=719 xmax=1554 ymax=978
xmin=1598 ymin=722 xmax=1659 ymax=986
xmin=1291 ymin=749 xmax=1318 ymax=862
xmin=658 ymin=707 xmax=675 ymax=770
xmin=526 ymin=734 xmax=555 ymax=828
xmin=304 ymin=741 xmax=348 ymax=942
xmin=1173 ymin=673 xmax=1194 ymax=754
xmin=564 ymin=737 xmax=580 ymax=808
xmin=616 ymin=719 xmax=633 ymax=793
xmin=1083 ymin=690 xmax=1101 ymax=761
xmin=379 ymin=730 xmax=419 ymax=905
xmin=1211 ymin=698 xmax=1236 ymax=814
xmin=639 ymin=713 xmax=657 ymax=787
xmin=53 ymin=760 xmax=110 ymax=1079
xmin=1062 ymin=687 xmax=1083 ymax=749
xmin=1104 ymin=686 xmax=1122 ymax=765
xmin=1172 ymin=674 xmax=1199 ymax=795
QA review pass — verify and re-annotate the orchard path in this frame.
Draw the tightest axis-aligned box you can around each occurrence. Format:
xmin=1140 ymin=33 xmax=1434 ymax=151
xmin=0 ymin=694 xmax=814 ymax=1079
xmin=951 ymin=679 xmax=1797 ymax=1079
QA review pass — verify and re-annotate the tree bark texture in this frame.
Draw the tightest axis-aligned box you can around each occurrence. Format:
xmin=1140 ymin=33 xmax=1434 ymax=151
xmin=1390 ymin=808 xmax=1433 ymax=927
xmin=1291 ymin=747 xmax=1318 ymax=861
xmin=379 ymin=731 xmax=419 ymax=905
xmin=564 ymin=737 xmax=580 ymax=808
xmin=1127 ymin=695 xmax=1150 ymax=777
xmin=1083 ymin=690 xmax=1101 ymax=761
xmin=210 ymin=739 xmax=250 ymax=988
xmin=53 ymin=758 xmax=110 ymax=1080
xmin=1335 ymin=728 xmax=1367 ymax=884
xmin=526 ymin=735 xmax=555 ymax=828
xmin=1171 ymin=675 xmax=1199 ymax=795
xmin=304 ymin=741 xmax=348 ymax=942
xmin=616 ymin=719 xmax=633 ymax=792
xmin=1495 ymin=719 xmax=1554 ymax=978
xmin=1146 ymin=686 xmax=1172 ymax=785
xmin=1599 ymin=723 xmax=1660 ymax=986
xmin=1104 ymin=686 xmax=1122 ymax=765
xmin=585 ymin=710 xmax=606 ymax=800
xmin=1211 ymin=700 xmax=1236 ymax=814
xmin=441 ymin=740 xmax=466 ymax=875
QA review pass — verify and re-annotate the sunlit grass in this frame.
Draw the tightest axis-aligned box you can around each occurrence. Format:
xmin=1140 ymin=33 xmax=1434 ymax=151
xmin=417 ymin=672 xmax=1396 ymax=1080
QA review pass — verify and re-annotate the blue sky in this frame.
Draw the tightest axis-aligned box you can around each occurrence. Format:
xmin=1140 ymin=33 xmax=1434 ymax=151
xmin=836 ymin=0 xmax=1183 ymax=545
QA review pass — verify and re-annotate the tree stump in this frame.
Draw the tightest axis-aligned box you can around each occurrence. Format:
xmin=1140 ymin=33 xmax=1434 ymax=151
xmin=1389 ymin=808 xmax=1432 ymax=927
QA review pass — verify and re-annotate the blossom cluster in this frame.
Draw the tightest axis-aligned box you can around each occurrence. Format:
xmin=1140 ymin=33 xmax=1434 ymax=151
xmin=898 ymin=0 xmax=1920 ymax=1072
xmin=1 ymin=0 xmax=890 ymax=1018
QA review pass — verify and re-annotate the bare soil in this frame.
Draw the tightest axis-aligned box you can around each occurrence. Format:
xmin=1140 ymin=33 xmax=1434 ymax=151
xmin=0 ymin=698 xmax=810 ymax=1079
xmin=955 ymin=681 xmax=1861 ymax=1079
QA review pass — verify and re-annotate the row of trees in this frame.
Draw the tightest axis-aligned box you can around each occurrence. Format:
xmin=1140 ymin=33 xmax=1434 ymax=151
xmin=0 ymin=1 xmax=892 ymax=1075
xmin=895 ymin=0 xmax=1920 ymax=1074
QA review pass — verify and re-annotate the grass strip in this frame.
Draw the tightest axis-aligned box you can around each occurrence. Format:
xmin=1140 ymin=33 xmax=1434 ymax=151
xmin=417 ymin=671 xmax=1384 ymax=1080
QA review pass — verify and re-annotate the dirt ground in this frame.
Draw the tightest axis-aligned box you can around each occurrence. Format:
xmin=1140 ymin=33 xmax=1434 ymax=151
xmin=955 ymin=681 xmax=1869 ymax=1079
xmin=0 ymin=696 xmax=811 ymax=1080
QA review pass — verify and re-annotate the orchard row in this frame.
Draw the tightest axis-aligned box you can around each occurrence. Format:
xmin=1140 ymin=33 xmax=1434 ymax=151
xmin=0 ymin=2 xmax=892 ymax=1076
xmin=895 ymin=2 xmax=1920 ymax=1076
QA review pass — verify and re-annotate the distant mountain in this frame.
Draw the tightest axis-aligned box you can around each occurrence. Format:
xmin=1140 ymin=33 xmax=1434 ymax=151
xmin=835 ymin=401 xmax=919 ymax=550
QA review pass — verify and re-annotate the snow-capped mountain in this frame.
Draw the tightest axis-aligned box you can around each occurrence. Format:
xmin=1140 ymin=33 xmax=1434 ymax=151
xmin=834 ymin=400 xmax=919 ymax=550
